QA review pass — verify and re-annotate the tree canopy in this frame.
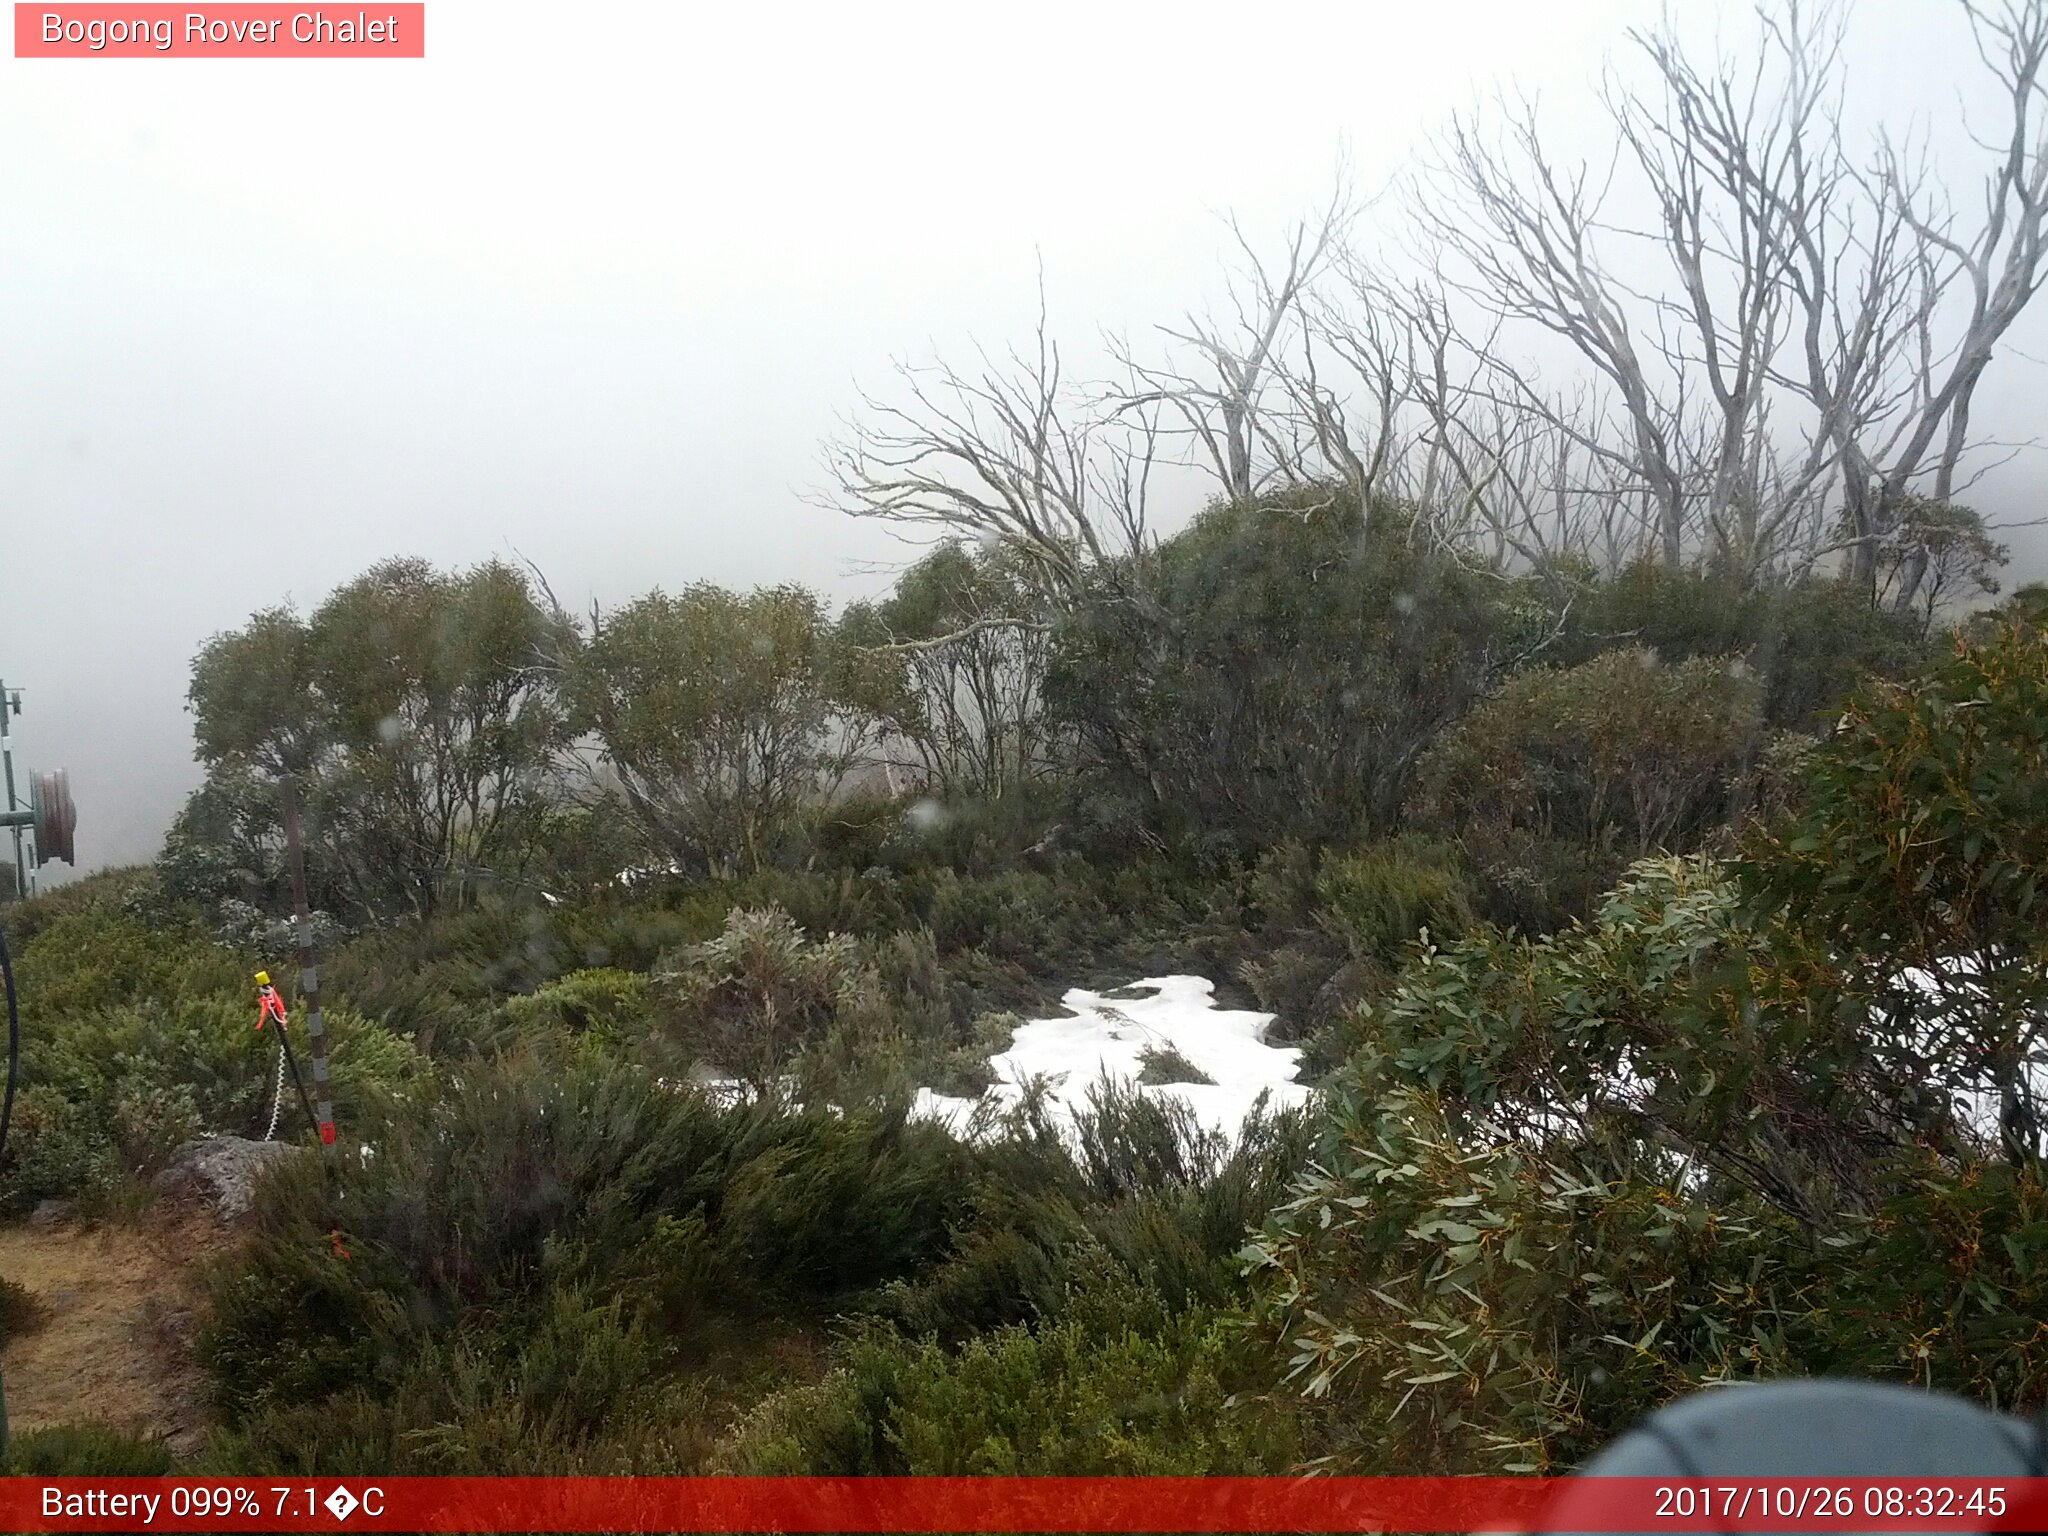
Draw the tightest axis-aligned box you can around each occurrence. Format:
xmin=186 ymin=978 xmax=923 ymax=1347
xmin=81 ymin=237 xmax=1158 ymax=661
xmin=178 ymin=557 xmax=569 ymax=920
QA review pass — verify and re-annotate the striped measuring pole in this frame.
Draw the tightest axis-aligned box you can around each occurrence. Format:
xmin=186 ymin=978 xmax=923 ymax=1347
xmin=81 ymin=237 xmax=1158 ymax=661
xmin=277 ymin=775 xmax=337 ymax=1149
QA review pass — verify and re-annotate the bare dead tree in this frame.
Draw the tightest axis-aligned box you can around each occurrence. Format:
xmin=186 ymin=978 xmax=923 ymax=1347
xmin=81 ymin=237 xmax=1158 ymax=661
xmin=843 ymin=540 xmax=1061 ymax=801
xmin=1292 ymin=263 xmax=1670 ymax=580
xmin=1345 ymin=0 xmax=2048 ymax=596
xmin=1420 ymin=101 xmax=1694 ymax=568
xmin=1829 ymin=0 xmax=2048 ymax=607
xmin=867 ymin=619 xmax=1056 ymax=800
xmin=824 ymin=2 xmax=2048 ymax=612
xmin=1107 ymin=189 xmax=1353 ymax=504
xmin=824 ymin=274 xmax=1158 ymax=611
xmin=1282 ymin=250 xmax=1429 ymax=508
xmin=1401 ymin=0 xmax=1849 ymax=578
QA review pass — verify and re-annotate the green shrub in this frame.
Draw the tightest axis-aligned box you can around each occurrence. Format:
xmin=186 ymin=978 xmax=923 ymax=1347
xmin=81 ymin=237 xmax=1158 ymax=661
xmin=797 ymin=790 xmax=912 ymax=875
xmin=1137 ymin=1044 xmax=1212 ymax=1086
xmin=1229 ymin=840 xmax=1474 ymax=1046
xmin=499 ymin=967 xmax=652 ymax=1039
xmin=1 ymin=867 xmax=174 ymax=945
xmin=0 ymin=1088 xmax=120 ymax=1211
xmin=1250 ymin=822 xmax=2048 ymax=1471
xmin=923 ymin=868 xmax=1077 ymax=958
xmin=1247 ymin=1083 xmax=1802 ymax=1473
xmin=879 ymin=1094 xmax=1314 ymax=1341
xmin=711 ymin=1116 xmax=968 ymax=1301
xmin=874 ymin=784 xmax=1071 ymax=877
xmin=919 ymin=1010 xmax=1018 ymax=1099
xmin=653 ymin=906 xmax=882 ymax=1087
xmin=1235 ymin=953 xmax=1376 ymax=1054
xmin=1415 ymin=648 xmax=1763 ymax=855
xmin=611 ymin=1210 xmax=727 ymax=1342
xmin=1740 ymin=613 xmax=2048 ymax=1163
xmin=4 ymin=1422 xmax=176 ymax=1476
xmin=1780 ymin=1157 xmax=2048 ymax=1407
xmin=323 ymin=896 xmax=700 ymax=1054
xmin=861 ymin=928 xmax=969 ymax=1045
xmin=1072 ymin=1079 xmax=1227 ymax=1201
xmin=519 ymin=796 xmax=648 ymax=901
xmin=1088 ymin=1104 xmax=1315 ymax=1316
xmin=1246 ymin=841 xmax=1320 ymax=930
xmin=0 ymin=888 xmax=422 ymax=1209
xmin=205 ymin=1288 xmax=731 ymax=1476
xmin=875 ymin=1184 xmax=1101 ymax=1342
xmin=1452 ymin=827 xmax=1622 ymax=936
xmin=1551 ymin=563 xmax=1930 ymax=730
xmin=1315 ymin=839 xmax=1476 ymax=966
xmin=10 ymin=901 xmax=244 ymax=1020
xmin=0 ymin=1274 xmax=49 ymax=1345
xmin=202 ymin=1041 xmax=981 ymax=1420
xmin=1411 ymin=649 xmax=1765 ymax=928
xmin=721 ymin=1298 xmax=1298 ymax=1475
xmin=1048 ymin=483 xmax=1514 ymax=851
xmin=112 ymin=1080 xmax=205 ymax=1172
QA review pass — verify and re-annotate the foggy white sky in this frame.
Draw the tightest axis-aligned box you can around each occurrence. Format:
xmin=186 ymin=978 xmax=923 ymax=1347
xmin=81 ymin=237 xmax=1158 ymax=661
xmin=3 ymin=1 xmax=2043 ymax=876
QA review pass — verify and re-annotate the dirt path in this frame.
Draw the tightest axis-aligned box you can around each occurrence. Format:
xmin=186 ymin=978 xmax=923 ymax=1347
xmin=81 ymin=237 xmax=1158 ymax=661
xmin=0 ymin=1205 xmax=222 ymax=1455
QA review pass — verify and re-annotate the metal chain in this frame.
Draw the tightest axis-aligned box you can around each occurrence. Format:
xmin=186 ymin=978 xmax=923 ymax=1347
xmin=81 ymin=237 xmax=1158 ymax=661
xmin=263 ymin=1037 xmax=285 ymax=1142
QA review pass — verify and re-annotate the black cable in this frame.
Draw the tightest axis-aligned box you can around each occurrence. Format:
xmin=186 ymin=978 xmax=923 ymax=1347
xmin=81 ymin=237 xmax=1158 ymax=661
xmin=273 ymin=1022 xmax=320 ymax=1145
xmin=0 ymin=914 xmax=17 ymax=1165
xmin=0 ymin=914 xmax=13 ymax=1470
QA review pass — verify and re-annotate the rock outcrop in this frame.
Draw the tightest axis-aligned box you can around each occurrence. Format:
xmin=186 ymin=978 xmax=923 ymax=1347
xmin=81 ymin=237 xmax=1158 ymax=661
xmin=152 ymin=1136 xmax=304 ymax=1220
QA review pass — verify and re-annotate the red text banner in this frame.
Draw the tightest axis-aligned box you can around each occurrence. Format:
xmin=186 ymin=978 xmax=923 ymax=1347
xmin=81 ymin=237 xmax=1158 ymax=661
xmin=14 ymin=5 xmax=424 ymax=57
xmin=8 ymin=1476 xmax=2048 ymax=1532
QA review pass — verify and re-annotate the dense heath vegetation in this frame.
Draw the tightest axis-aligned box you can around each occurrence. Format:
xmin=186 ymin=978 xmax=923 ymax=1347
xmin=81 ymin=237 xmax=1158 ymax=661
xmin=2 ymin=475 xmax=2046 ymax=1480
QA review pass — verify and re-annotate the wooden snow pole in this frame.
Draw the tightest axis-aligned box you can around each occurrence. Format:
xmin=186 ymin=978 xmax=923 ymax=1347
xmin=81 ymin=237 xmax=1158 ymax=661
xmin=277 ymin=775 xmax=337 ymax=1151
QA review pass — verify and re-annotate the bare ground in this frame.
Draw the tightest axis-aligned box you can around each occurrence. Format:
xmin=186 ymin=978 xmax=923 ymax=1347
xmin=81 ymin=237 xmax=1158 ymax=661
xmin=0 ymin=1200 xmax=224 ymax=1456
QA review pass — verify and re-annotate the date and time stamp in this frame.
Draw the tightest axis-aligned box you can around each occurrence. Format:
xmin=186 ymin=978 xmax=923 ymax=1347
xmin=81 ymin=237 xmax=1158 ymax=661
xmin=1649 ymin=1480 xmax=2014 ymax=1521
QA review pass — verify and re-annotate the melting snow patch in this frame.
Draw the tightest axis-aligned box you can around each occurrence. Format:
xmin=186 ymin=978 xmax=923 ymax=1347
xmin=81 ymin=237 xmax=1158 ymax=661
xmin=912 ymin=975 xmax=1311 ymax=1143
xmin=614 ymin=862 xmax=687 ymax=888
xmin=1899 ymin=959 xmax=2048 ymax=1144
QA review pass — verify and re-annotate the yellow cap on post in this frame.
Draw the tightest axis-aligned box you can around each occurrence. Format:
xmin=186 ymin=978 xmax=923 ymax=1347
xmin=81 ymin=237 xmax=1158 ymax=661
xmin=254 ymin=971 xmax=271 ymax=986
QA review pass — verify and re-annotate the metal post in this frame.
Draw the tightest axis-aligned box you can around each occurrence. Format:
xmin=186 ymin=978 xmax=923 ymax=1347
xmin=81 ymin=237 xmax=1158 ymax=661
xmin=277 ymin=775 xmax=337 ymax=1150
xmin=0 ymin=683 xmax=25 ymax=900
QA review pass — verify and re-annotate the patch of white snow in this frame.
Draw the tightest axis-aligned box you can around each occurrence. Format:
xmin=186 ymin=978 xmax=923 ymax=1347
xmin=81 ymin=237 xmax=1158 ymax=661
xmin=911 ymin=975 xmax=1310 ymax=1144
